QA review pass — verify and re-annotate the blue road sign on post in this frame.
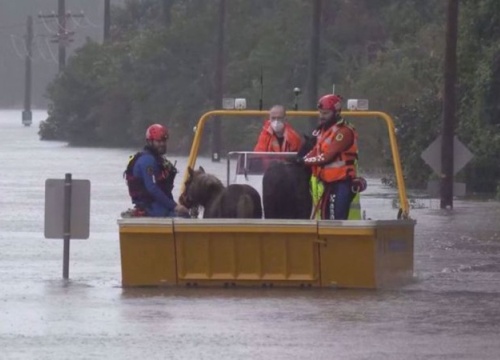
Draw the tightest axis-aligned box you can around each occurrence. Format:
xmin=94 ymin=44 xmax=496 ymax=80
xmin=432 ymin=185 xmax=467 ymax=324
xmin=44 ymin=174 xmax=91 ymax=279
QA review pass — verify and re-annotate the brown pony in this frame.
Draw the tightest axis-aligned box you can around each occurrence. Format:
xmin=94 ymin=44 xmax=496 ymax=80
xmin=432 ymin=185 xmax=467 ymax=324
xmin=179 ymin=166 xmax=263 ymax=219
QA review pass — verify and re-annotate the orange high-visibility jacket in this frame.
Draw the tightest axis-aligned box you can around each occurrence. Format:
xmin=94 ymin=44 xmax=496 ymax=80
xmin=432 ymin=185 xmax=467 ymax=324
xmin=254 ymin=120 xmax=302 ymax=152
xmin=307 ymin=122 xmax=358 ymax=182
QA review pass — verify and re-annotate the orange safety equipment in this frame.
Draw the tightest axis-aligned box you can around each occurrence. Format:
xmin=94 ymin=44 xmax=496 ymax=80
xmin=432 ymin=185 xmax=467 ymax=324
xmin=254 ymin=120 xmax=302 ymax=152
xmin=311 ymin=123 xmax=358 ymax=182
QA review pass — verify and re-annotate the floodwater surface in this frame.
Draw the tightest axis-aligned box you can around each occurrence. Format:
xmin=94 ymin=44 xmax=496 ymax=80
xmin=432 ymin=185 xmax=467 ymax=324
xmin=1 ymin=110 xmax=499 ymax=360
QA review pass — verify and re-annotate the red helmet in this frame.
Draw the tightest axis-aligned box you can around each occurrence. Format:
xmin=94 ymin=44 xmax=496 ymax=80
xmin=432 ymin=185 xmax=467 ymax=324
xmin=317 ymin=94 xmax=342 ymax=113
xmin=145 ymin=124 xmax=168 ymax=141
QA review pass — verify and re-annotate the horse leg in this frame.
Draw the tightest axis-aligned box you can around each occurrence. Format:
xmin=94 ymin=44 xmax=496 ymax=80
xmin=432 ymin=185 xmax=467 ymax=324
xmin=248 ymin=188 xmax=263 ymax=219
xmin=263 ymin=170 xmax=295 ymax=219
xmin=203 ymin=198 xmax=223 ymax=218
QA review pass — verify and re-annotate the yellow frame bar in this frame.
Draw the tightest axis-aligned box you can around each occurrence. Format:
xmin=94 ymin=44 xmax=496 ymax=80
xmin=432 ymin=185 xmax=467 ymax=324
xmin=182 ymin=110 xmax=410 ymax=218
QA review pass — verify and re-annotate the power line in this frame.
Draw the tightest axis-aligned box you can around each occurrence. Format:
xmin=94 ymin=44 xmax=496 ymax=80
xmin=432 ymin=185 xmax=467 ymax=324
xmin=35 ymin=36 xmax=58 ymax=64
xmin=43 ymin=37 xmax=60 ymax=64
xmin=8 ymin=32 xmax=57 ymax=64
xmin=38 ymin=0 xmax=85 ymax=71
xmin=9 ymin=34 xmax=28 ymax=60
xmin=0 ymin=19 xmax=49 ymax=36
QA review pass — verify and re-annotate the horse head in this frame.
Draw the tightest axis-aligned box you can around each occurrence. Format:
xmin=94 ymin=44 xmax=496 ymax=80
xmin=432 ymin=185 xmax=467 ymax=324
xmin=179 ymin=166 xmax=205 ymax=208
xmin=179 ymin=165 xmax=224 ymax=208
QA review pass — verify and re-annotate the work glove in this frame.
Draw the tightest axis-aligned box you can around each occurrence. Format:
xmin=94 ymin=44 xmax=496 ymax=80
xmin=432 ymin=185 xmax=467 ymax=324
xmin=294 ymin=156 xmax=305 ymax=165
xmin=285 ymin=155 xmax=304 ymax=165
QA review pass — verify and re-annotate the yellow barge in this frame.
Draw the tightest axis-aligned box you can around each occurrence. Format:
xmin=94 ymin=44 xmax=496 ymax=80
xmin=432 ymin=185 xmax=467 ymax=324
xmin=118 ymin=110 xmax=416 ymax=289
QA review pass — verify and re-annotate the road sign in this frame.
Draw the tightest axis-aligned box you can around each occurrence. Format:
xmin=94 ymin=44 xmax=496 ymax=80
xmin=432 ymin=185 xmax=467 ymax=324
xmin=426 ymin=180 xmax=466 ymax=197
xmin=421 ymin=135 xmax=473 ymax=175
xmin=22 ymin=110 xmax=32 ymax=126
xmin=44 ymin=178 xmax=91 ymax=239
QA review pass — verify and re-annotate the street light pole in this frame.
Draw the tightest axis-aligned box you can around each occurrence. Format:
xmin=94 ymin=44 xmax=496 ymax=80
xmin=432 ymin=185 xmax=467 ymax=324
xmin=440 ymin=0 xmax=459 ymax=209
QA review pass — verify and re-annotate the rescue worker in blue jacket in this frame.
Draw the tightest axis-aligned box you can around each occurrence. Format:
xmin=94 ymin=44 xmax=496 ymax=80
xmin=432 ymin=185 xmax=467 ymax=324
xmin=124 ymin=124 xmax=189 ymax=217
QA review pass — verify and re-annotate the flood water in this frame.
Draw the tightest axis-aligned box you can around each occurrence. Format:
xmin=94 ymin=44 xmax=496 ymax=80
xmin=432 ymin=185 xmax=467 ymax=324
xmin=1 ymin=110 xmax=499 ymax=359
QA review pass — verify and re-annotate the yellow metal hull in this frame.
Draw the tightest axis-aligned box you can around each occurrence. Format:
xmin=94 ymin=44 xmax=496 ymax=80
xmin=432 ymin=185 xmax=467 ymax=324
xmin=118 ymin=218 xmax=415 ymax=289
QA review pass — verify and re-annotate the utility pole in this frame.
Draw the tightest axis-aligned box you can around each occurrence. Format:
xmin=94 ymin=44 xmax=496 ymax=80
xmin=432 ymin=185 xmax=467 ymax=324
xmin=38 ymin=0 xmax=83 ymax=72
xmin=22 ymin=15 xmax=33 ymax=127
xmin=441 ymin=0 xmax=459 ymax=209
xmin=211 ymin=0 xmax=226 ymax=163
xmin=57 ymin=0 xmax=66 ymax=71
xmin=104 ymin=0 xmax=111 ymax=41
xmin=307 ymin=0 xmax=321 ymax=128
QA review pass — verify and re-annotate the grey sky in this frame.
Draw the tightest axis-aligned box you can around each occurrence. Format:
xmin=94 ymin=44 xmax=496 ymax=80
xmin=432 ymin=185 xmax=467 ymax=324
xmin=0 ymin=0 xmax=124 ymax=108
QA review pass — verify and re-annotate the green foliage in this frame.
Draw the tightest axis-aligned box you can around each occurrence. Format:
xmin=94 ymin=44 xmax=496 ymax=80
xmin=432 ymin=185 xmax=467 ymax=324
xmin=394 ymin=89 xmax=442 ymax=188
xmin=457 ymin=0 xmax=500 ymax=193
xmin=38 ymin=0 xmax=500 ymax=194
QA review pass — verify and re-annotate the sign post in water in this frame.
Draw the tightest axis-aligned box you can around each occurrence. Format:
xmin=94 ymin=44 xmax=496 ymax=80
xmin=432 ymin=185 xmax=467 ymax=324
xmin=44 ymin=174 xmax=91 ymax=279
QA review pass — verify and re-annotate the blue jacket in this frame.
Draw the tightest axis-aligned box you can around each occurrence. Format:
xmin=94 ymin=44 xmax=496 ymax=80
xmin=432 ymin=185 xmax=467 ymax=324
xmin=128 ymin=148 xmax=177 ymax=217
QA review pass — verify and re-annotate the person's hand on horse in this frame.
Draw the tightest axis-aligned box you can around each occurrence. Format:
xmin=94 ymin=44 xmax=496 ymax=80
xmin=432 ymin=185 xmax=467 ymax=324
xmin=189 ymin=206 xmax=199 ymax=218
xmin=285 ymin=155 xmax=304 ymax=165
xmin=175 ymin=204 xmax=190 ymax=217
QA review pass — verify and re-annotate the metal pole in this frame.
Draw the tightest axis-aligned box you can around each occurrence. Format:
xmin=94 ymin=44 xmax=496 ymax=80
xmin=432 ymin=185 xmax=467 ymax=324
xmin=212 ymin=0 xmax=225 ymax=162
xmin=440 ymin=0 xmax=459 ymax=209
xmin=58 ymin=0 xmax=66 ymax=71
xmin=307 ymin=0 xmax=321 ymax=128
xmin=63 ymin=173 xmax=72 ymax=279
xmin=23 ymin=15 xmax=33 ymax=127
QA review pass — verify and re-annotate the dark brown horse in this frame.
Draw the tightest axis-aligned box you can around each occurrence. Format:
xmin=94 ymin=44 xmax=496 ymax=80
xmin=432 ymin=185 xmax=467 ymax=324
xmin=262 ymin=135 xmax=316 ymax=219
xmin=179 ymin=166 xmax=263 ymax=219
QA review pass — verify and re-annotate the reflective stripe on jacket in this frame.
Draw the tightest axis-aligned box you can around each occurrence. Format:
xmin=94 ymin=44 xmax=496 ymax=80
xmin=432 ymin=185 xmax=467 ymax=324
xmin=309 ymin=174 xmax=362 ymax=220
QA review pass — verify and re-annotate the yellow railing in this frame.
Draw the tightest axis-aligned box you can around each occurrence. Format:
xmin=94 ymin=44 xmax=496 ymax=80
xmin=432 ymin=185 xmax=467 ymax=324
xmin=182 ymin=110 xmax=410 ymax=218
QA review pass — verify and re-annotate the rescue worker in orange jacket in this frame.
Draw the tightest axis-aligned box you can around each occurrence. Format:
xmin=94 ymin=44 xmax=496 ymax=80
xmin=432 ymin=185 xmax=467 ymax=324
xmin=299 ymin=94 xmax=359 ymax=220
xmin=254 ymin=105 xmax=302 ymax=152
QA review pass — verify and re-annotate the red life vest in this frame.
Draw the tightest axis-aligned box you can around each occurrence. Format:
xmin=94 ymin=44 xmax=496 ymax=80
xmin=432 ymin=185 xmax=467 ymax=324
xmin=123 ymin=152 xmax=177 ymax=207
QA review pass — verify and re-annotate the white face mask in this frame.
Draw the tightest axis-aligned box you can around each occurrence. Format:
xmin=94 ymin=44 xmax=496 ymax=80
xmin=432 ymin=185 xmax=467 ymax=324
xmin=271 ymin=120 xmax=285 ymax=135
